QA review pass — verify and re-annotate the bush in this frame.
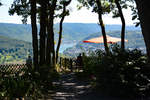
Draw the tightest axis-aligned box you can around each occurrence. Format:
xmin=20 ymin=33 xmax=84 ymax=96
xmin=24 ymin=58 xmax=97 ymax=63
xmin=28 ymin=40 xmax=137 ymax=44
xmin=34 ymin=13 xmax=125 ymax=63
xmin=82 ymin=44 xmax=150 ymax=98
xmin=0 ymin=68 xmax=42 ymax=99
xmin=0 ymin=64 xmax=60 ymax=99
xmin=80 ymin=51 xmax=101 ymax=79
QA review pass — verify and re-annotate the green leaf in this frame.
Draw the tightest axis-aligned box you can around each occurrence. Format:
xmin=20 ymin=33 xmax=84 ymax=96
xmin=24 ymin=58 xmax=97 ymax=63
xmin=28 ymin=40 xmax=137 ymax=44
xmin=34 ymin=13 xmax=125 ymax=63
xmin=0 ymin=91 xmax=6 ymax=97
xmin=77 ymin=4 xmax=83 ymax=10
xmin=122 ymin=4 xmax=128 ymax=9
xmin=135 ymin=22 xmax=140 ymax=27
xmin=0 ymin=2 xmax=2 ymax=6
xmin=132 ymin=15 xmax=137 ymax=20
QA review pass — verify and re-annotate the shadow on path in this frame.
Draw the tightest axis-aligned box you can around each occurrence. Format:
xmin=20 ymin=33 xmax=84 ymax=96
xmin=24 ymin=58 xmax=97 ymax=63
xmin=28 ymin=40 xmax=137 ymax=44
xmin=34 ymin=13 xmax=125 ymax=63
xmin=47 ymin=72 xmax=145 ymax=100
xmin=50 ymin=72 xmax=101 ymax=100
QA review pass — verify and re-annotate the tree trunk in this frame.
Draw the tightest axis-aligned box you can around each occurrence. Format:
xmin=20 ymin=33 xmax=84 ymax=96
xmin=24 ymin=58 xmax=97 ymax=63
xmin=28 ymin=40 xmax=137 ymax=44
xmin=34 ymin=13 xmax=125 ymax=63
xmin=96 ymin=0 xmax=109 ymax=54
xmin=46 ymin=15 xmax=52 ymax=66
xmin=39 ymin=0 xmax=46 ymax=65
xmin=51 ymin=1 xmax=57 ymax=68
xmin=56 ymin=0 xmax=71 ymax=63
xmin=50 ymin=14 xmax=56 ymax=68
xmin=56 ymin=6 xmax=66 ymax=63
xmin=135 ymin=0 xmax=150 ymax=61
xmin=46 ymin=0 xmax=57 ymax=67
xmin=30 ymin=0 xmax=38 ymax=68
xmin=115 ymin=0 xmax=126 ymax=50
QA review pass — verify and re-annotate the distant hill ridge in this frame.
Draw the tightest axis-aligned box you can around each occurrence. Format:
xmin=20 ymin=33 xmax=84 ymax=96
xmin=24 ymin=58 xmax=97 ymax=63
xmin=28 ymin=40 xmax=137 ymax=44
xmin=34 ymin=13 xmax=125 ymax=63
xmin=0 ymin=35 xmax=32 ymax=64
xmin=0 ymin=23 xmax=32 ymax=42
xmin=0 ymin=23 xmax=141 ymax=42
xmin=0 ymin=35 xmax=32 ymax=49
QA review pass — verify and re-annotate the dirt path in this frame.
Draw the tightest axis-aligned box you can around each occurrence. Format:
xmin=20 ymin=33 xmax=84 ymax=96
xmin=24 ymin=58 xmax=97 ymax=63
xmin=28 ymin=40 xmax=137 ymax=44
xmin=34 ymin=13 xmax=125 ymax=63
xmin=49 ymin=72 xmax=101 ymax=100
xmin=47 ymin=72 xmax=142 ymax=100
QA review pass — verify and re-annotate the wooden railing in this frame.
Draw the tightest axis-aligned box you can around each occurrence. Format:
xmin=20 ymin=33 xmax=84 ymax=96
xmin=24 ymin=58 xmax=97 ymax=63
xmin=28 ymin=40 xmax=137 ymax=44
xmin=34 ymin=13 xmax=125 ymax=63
xmin=0 ymin=64 xmax=28 ymax=74
xmin=0 ymin=57 xmax=82 ymax=74
xmin=59 ymin=57 xmax=82 ymax=71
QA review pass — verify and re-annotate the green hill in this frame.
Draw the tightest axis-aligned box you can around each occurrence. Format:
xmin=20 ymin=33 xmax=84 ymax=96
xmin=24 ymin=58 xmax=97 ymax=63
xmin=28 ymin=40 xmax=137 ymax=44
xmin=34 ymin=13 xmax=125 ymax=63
xmin=0 ymin=23 xmax=32 ymax=42
xmin=0 ymin=35 xmax=32 ymax=64
xmin=0 ymin=35 xmax=32 ymax=49
xmin=0 ymin=23 xmax=141 ymax=43
xmin=55 ymin=23 xmax=141 ymax=42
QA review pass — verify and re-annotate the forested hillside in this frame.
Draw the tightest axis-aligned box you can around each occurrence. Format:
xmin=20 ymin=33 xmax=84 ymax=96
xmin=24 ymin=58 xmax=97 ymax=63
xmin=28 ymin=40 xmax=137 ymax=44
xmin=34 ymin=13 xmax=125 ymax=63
xmin=0 ymin=35 xmax=32 ymax=64
xmin=55 ymin=23 xmax=141 ymax=42
xmin=0 ymin=23 xmax=32 ymax=42
xmin=0 ymin=23 xmax=140 ymax=42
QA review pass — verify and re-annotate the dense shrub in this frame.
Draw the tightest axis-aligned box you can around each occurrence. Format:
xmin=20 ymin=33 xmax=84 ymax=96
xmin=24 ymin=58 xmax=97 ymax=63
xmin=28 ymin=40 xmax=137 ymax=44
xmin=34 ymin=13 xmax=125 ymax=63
xmin=0 ymin=65 xmax=60 ymax=99
xmin=0 ymin=68 xmax=42 ymax=99
xmin=38 ymin=65 xmax=60 ymax=91
xmin=82 ymin=44 xmax=150 ymax=98
xmin=81 ymin=51 xmax=101 ymax=79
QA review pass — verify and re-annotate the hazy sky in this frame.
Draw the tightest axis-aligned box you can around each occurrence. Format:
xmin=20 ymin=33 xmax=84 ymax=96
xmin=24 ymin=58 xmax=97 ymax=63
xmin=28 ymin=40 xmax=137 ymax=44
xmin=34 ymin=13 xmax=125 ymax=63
xmin=0 ymin=0 xmax=134 ymax=25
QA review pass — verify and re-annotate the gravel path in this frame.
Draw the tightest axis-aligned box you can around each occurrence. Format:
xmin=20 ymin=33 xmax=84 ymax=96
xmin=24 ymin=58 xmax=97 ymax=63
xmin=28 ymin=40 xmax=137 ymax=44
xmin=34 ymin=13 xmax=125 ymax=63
xmin=49 ymin=72 xmax=101 ymax=100
xmin=43 ymin=72 xmax=145 ymax=100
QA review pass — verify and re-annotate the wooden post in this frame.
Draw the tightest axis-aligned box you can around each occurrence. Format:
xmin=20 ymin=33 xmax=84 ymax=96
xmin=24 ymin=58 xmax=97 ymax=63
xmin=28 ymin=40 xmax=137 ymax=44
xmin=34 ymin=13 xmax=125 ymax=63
xmin=75 ymin=58 xmax=78 ymax=71
xmin=60 ymin=57 xmax=62 ymax=68
xmin=70 ymin=59 xmax=73 ymax=72
xmin=64 ymin=58 xmax=66 ymax=70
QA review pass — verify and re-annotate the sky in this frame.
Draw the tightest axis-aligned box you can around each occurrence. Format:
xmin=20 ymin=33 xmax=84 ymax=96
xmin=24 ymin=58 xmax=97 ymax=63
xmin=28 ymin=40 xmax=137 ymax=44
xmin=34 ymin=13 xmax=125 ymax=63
xmin=0 ymin=0 xmax=134 ymax=25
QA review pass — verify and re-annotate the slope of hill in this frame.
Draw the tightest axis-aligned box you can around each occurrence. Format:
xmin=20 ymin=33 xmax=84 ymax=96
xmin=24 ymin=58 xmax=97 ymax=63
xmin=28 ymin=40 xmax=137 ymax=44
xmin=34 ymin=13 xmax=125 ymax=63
xmin=0 ymin=23 xmax=141 ymax=43
xmin=55 ymin=23 xmax=141 ymax=42
xmin=0 ymin=35 xmax=32 ymax=49
xmin=0 ymin=35 xmax=32 ymax=64
xmin=0 ymin=23 xmax=32 ymax=42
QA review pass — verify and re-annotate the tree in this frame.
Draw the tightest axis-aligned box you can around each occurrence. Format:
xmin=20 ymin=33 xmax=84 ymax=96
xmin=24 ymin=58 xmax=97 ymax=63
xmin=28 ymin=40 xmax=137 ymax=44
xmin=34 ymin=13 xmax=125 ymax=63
xmin=114 ymin=0 xmax=126 ymax=50
xmin=30 ymin=0 xmax=39 ymax=68
xmin=9 ymin=0 xmax=39 ymax=67
xmin=39 ymin=0 xmax=47 ymax=65
xmin=96 ymin=0 xmax=109 ymax=54
xmin=134 ymin=0 xmax=150 ymax=61
xmin=56 ymin=0 xmax=72 ymax=63
xmin=9 ymin=0 xmax=73 ymax=68
xmin=119 ymin=0 xmax=150 ymax=61
xmin=98 ymin=0 xmax=126 ymax=50
xmin=45 ymin=0 xmax=72 ymax=67
xmin=77 ymin=0 xmax=111 ymax=54
xmin=46 ymin=0 xmax=58 ymax=67
xmin=9 ymin=0 xmax=30 ymax=24
xmin=0 ymin=1 xmax=2 ymax=6
xmin=9 ymin=0 xmax=39 ymax=68
xmin=113 ymin=0 xmax=138 ymax=50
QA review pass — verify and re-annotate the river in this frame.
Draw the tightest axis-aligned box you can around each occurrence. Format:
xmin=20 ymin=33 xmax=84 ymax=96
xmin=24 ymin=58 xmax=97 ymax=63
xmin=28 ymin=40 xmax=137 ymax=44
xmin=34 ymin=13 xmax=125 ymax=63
xmin=58 ymin=43 xmax=76 ymax=53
